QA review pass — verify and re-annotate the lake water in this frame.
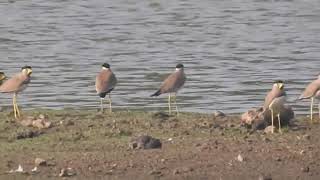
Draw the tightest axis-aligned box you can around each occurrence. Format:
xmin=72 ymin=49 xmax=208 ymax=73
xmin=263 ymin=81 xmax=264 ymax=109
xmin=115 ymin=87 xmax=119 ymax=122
xmin=1 ymin=0 xmax=320 ymax=114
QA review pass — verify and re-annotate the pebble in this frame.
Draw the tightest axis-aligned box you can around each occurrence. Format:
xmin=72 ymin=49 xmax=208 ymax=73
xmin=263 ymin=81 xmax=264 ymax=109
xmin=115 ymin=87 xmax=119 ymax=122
xmin=301 ymin=166 xmax=310 ymax=173
xmin=258 ymin=174 xmax=272 ymax=180
xmin=59 ymin=168 xmax=76 ymax=177
xmin=35 ymin=158 xmax=47 ymax=166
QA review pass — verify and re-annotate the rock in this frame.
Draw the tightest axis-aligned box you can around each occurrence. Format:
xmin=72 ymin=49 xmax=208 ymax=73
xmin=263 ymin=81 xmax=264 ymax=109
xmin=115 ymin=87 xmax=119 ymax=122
xmin=241 ymin=107 xmax=264 ymax=125
xmin=242 ymin=106 xmax=294 ymax=130
xmin=35 ymin=158 xmax=46 ymax=166
xmin=129 ymin=135 xmax=162 ymax=149
xmin=31 ymin=166 xmax=38 ymax=173
xmin=152 ymin=112 xmax=170 ymax=120
xmin=149 ymin=170 xmax=162 ymax=176
xmin=258 ymin=174 xmax=272 ymax=180
xmin=16 ymin=130 xmax=43 ymax=139
xmin=301 ymin=166 xmax=309 ymax=173
xmin=213 ymin=111 xmax=226 ymax=118
xmin=252 ymin=119 xmax=268 ymax=130
xmin=32 ymin=119 xmax=52 ymax=129
xmin=264 ymin=126 xmax=275 ymax=134
xmin=303 ymin=134 xmax=311 ymax=140
xmin=237 ymin=154 xmax=244 ymax=162
xmin=59 ymin=168 xmax=76 ymax=177
xmin=19 ymin=117 xmax=34 ymax=127
xmin=173 ymin=167 xmax=193 ymax=175
xmin=38 ymin=114 xmax=46 ymax=120
xmin=19 ymin=115 xmax=52 ymax=129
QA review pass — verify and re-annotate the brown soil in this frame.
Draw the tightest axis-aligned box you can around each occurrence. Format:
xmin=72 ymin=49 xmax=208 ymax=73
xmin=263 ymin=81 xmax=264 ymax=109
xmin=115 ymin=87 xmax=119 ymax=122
xmin=0 ymin=109 xmax=319 ymax=180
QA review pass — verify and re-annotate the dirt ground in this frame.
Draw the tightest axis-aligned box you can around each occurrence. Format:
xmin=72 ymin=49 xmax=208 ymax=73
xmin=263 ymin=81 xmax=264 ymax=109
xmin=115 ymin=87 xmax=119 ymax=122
xmin=0 ymin=109 xmax=319 ymax=180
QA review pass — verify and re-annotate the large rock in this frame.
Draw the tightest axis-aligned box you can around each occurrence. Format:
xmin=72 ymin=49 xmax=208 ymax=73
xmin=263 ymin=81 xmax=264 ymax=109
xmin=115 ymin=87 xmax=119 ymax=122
xmin=19 ymin=114 xmax=52 ymax=129
xmin=241 ymin=105 xmax=294 ymax=130
xmin=129 ymin=135 xmax=162 ymax=149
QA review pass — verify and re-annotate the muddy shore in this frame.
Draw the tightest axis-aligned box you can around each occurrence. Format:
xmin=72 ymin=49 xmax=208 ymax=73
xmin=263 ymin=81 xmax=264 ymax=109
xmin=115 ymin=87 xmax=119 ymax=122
xmin=0 ymin=109 xmax=319 ymax=180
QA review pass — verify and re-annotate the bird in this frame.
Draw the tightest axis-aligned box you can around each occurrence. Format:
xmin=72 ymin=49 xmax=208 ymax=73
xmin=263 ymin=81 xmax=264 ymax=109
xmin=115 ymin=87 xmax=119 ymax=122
xmin=150 ymin=63 xmax=186 ymax=115
xmin=298 ymin=75 xmax=320 ymax=123
xmin=95 ymin=63 xmax=117 ymax=113
xmin=0 ymin=72 xmax=7 ymax=85
xmin=263 ymin=80 xmax=286 ymax=133
xmin=0 ymin=66 xmax=32 ymax=119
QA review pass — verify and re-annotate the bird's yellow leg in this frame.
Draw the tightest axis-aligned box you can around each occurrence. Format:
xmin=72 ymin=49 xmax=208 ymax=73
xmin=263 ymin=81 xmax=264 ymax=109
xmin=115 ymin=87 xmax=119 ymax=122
xmin=108 ymin=93 xmax=112 ymax=113
xmin=318 ymin=102 xmax=320 ymax=123
xmin=271 ymin=109 xmax=274 ymax=134
xmin=14 ymin=94 xmax=21 ymax=118
xmin=311 ymin=97 xmax=314 ymax=123
xmin=278 ymin=113 xmax=282 ymax=134
xmin=100 ymin=98 xmax=104 ymax=113
xmin=168 ymin=93 xmax=171 ymax=115
xmin=12 ymin=94 xmax=17 ymax=119
xmin=174 ymin=93 xmax=179 ymax=116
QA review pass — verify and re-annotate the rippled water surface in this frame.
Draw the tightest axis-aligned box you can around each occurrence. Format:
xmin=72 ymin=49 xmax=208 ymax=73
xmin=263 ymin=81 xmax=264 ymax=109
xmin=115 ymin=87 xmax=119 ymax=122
xmin=1 ymin=0 xmax=320 ymax=114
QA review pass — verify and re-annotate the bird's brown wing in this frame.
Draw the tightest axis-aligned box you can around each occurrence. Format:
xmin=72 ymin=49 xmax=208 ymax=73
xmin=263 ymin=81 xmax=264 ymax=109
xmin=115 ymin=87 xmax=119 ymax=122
xmin=299 ymin=80 xmax=320 ymax=99
xmin=0 ymin=73 xmax=26 ymax=93
xmin=95 ymin=70 xmax=117 ymax=93
xmin=160 ymin=71 xmax=185 ymax=94
xmin=263 ymin=90 xmax=286 ymax=110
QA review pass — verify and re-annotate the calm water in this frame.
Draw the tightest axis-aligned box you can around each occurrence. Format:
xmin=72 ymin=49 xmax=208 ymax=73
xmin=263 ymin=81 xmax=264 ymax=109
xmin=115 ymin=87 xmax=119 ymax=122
xmin=1 ymin=0 xmax=320 ymax=114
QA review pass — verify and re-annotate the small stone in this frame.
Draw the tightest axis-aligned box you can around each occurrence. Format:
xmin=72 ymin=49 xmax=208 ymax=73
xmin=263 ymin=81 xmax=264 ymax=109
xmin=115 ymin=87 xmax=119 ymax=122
xmin=19 ymin=117 xmax=33 ymax=127
xmin=129 ymin=135 xmax=162 ymax=149
xmin=38 ymin=114 xmax=46 ymax=120
xmin=59 ymin=168 xmax=76 ymax=177
xmin=275 ymin=157 xmax=281 ymax=162
xmin=149 ymin=170 xmax=162 ymax=175
xmin=181 ymin=167 xmax=193 ymax=172
xmin=263 ymin=137 xmax=271 ymax=142
xmin=301 ymin=166 xmax=309 ymax=173
xmin=237 ymin=154 xmax=244 ymax=162
xmin=35 ymin=158 xmax=47 ymax=166
xmin=258 ymin=174 xmax=272 ymax=180
xmin=303 ymin=134 xmax=311 ymax=140
xmin=264 ymin=126 xmax=275 ymax=134
xmin=32 ymin=119 xmax=52 ymax=129
xmin=213 ymin=111 xmax=225 ymax=118
xmin=173 ymin=167 xmax=193 ymax=175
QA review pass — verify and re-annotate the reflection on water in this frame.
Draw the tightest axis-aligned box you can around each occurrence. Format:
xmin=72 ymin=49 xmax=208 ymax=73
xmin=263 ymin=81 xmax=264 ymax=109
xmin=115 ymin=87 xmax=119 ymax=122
xmin=1 ymin=0 xmax=320 ymax=114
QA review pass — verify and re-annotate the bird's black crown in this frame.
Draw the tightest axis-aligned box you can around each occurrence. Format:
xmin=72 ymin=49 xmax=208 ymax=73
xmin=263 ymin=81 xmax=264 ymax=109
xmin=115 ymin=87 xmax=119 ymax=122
xmin=0 ymin=72 xmax=4 ymax=75
xmin=102 ymin=63 xmax=110 ymax=68
xmin=274 ymin=80 xmax=284 ymax=83
xmin=21 ymin=66 xmax=32 ymax=70
xmin=176 ymin=64 xmax=184 ymax=68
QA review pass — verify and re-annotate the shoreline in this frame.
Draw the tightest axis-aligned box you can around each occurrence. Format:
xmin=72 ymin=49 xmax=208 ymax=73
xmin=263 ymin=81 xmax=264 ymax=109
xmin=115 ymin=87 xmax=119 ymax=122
xmin=0 ymin=109 xmax=318 ymax=179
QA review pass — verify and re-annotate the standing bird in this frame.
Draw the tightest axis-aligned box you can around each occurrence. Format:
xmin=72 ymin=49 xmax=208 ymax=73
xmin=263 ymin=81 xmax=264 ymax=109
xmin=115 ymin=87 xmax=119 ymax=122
xmin=150 ymin=64 xmax=186 ymax=115
xmin=95 ymin=63 xmax=117 ymax=113
xmin=0 ymin=66 xmax=32 ymax=119
xmin=263 ymin=80 xmax=286 ymax=133
xmin=298 ymin=75 xmax=320 ymax=123
xmin=0 ymin=72 xmax=7 ymax=85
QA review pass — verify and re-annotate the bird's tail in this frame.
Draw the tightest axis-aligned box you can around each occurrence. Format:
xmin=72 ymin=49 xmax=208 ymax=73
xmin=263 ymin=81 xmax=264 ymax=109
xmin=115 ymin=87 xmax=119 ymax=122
xmin=296 ymin=95 xmax=310 ymax=101
xmin=150 ymin=90 xmax=161 ymax=97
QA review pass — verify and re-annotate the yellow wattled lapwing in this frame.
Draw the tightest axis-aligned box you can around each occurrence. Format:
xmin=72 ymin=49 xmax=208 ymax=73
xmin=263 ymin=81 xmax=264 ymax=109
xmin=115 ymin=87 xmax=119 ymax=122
xmin=0 ymin=72 xmax=7 ymax=86
xmin=95 ymin=63 xmax=117 ymax=113
xmin=151 ymin=64 xmax=186 ymax=115
xmin=0 ymin=66 xmax=32 ymax=119
xmin=299 ymin=75 xmax=320 ymax=123
xmin=263 ymin=80 xmax=286 ymax=133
